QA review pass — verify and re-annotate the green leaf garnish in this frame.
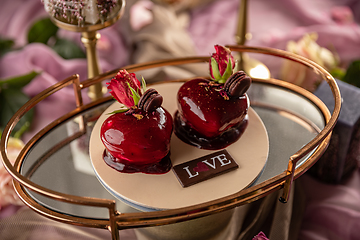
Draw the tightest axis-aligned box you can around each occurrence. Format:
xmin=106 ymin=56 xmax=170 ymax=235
xmin=127 ymin=82 xmax=141 ymax=106
xmin=107 ymin=108 xmax=129 ymax=115
xmin=218 ymin=59 xmax=233 ymax=84
xmin=210 ymin=57 xmax=222 ymax=81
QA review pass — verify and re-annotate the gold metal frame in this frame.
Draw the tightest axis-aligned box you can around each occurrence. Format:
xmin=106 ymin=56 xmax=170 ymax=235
xmin=1 ymin=46 xmax=341 ymax=239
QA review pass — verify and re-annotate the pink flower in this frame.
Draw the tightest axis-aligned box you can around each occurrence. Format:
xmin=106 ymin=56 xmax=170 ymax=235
xmin=280 ymin=33 xmax=338 ymax=92
xmin=209 ymin=45 xmax=235 ymax=83
xmin=253 ymin=231 xmax=269 ymax=240
xmin=0 ymin=138 xmax=24 ymax=210
xmin=107 ymin=70 xmax=142 ymax=108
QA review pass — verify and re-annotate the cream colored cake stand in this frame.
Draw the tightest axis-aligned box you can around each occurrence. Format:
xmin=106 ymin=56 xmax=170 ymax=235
xmin=90 ymin=82 xmax=269 ymax=212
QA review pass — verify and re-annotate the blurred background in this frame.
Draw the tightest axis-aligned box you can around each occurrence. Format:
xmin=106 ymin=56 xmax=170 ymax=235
xmin=1 ymin=0 xmax=360 ymax=239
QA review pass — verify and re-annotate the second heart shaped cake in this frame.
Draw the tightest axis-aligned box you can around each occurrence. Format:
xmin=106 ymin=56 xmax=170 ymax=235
xmin=174 ymin=45 xmax=252 ymax=150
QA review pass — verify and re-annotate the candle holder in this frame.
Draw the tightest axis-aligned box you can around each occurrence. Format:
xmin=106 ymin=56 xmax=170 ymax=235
xmin=235 ymin=0 xmax=270 ymax=79
xmin=42 ymin=0 xmax=126 ymax=101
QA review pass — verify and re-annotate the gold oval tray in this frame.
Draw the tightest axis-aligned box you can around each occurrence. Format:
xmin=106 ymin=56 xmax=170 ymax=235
xmin=0 ymin=46 xmax=341 ymax=240
xmin=90 ymin=82 xmax=269 ymax=211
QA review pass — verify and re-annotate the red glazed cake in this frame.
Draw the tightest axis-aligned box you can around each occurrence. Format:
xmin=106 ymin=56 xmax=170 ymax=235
xmin=100 ymin=70 xmax=173 ymax=174
xmin=174 ymin=45 xmax=251 ymax=150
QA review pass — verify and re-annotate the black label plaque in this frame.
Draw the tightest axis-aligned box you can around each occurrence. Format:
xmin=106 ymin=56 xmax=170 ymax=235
xmin=172 ymin=149 xmax=238 ymax=187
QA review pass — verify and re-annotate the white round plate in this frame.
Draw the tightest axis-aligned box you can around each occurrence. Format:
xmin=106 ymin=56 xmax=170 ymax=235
xmin=90 ymin=82 xmax=269 ymax=211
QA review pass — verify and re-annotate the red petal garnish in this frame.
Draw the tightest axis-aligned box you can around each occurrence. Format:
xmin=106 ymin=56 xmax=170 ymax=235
xmin=209 ymin=45 xmax=235 ymax=79
xmin=107 ymin=70 xmax=141 ymax=108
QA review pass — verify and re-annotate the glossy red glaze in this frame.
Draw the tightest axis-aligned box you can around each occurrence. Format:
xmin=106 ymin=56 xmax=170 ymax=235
xmin=103 ymin=150 xmax=172 ymax=174
xmin=176 ymin=78 xmax=249 ymax=138
xmin=100 ymin=107 xmax=173 ymax=167
xmin=174 ymin=112 xmax=248 ymax=150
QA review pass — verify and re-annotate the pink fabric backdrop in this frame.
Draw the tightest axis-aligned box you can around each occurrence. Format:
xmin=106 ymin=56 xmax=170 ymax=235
xmin=1 ymin=0 xmax=360 ymax=239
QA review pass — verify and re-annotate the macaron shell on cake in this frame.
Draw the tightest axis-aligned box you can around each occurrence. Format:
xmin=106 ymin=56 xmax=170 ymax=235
xmin=100 ymin=70 xmax=173 ymax=174
xmin=175 ymin=45 xmax=252 ymax=150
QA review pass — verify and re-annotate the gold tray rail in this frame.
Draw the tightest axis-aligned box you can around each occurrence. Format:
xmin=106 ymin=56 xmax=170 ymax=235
xmin=1 ymin=46 xmax=341 ymax=239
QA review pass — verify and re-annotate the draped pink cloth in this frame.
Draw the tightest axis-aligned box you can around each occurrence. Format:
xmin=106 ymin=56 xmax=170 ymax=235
xmin=1 ymin=0 xmax=360 ymax=239
xmin=299 ymin=170 xmax=360 ymax=240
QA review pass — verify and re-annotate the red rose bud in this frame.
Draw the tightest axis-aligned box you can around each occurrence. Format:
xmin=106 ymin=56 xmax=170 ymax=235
xmin=209 ymin=45 xmax=235 ymax=83
xmin=107 ymin=70 xmax=142 ymax=108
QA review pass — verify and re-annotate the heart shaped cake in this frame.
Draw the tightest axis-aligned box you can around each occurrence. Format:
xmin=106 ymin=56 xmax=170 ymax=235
xmin=100 ymin=70 xmax=173 ymax=174
xmin=174 ymin=45 xmax=251 ymax=149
